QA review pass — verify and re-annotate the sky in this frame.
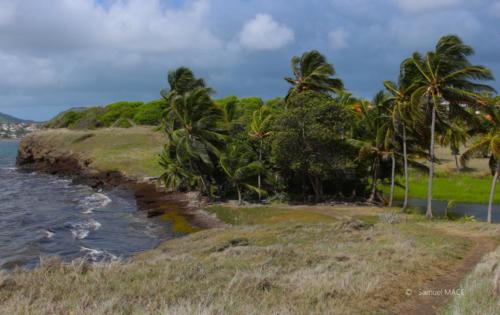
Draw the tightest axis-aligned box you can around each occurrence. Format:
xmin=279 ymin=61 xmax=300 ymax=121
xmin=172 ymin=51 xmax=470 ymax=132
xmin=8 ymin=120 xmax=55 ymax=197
xmin=1 ymin=0 xmax=500 ymax=121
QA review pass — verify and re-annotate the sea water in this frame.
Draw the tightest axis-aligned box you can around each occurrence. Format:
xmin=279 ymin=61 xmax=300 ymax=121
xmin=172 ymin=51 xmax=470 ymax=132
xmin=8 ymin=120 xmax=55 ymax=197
xmin=0 ymin=140 xmax=176 ymax=270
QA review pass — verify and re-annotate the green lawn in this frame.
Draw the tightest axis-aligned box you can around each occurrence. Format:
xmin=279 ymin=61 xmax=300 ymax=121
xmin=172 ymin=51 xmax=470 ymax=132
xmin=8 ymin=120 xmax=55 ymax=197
xmin=382 ymin=171 xmax=499 ymax=204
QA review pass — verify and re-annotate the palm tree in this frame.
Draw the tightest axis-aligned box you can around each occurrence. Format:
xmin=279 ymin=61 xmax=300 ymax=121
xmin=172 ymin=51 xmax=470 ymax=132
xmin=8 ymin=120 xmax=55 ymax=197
xmin=354 ymin=92 xmax=394 ymax=203
xmin=220 ymin=144 xmax=266 ymax=205
xmin=461 ymin=105 xmax=499 ymax=223
xmin=285 ymin=50 xmax=343 ymax=100
xmin=159 ymin=148 xmax=195 ymax=191
xmin=162 ymin=87 xmax=226 ymax=195
xmin=248 ymin=106 xmax=273 ymax=201
xmin=439 ymin=120 xmax=468 ymax=172
xmin=404 ymin=35 xmax=495 ymax=219
xmin=161 ymin=67 xmax=208 ymax=103
xmin=384 ymin=78 xmax=416 ymax=210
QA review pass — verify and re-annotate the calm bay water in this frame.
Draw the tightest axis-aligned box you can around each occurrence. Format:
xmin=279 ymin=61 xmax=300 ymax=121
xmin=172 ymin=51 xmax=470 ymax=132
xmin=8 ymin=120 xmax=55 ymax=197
xmin=0 ymin=140 xmax=177 ymax=270
xmin=399 ymin=198 xmax=499 ymax=223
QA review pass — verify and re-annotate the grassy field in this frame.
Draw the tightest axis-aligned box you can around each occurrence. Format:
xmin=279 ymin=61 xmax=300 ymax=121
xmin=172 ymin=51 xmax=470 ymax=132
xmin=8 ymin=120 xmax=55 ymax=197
xmin=1 ymin=204 xmax=499 ymax=314
xmin=382 ymin=145 xmax=499 ymax=204
xmin=26 ymin=127 xmax=165 ymax=179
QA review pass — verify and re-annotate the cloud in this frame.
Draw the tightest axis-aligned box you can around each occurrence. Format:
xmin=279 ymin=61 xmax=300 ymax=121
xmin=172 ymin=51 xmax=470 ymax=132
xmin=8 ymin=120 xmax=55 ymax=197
xmin=0 ymin=0 xmax=221 ymax=54
xmin=0 ymin=0 xmax=498 ymax=121
xmin=0 ymin=52 xmax=59 ymax=89
xmin=392 ymin=0 xmax=461 ymax=12
xmin=328 ymin=28 xmax=349 ymax=50
xmin=238 ymin=14 xmax=294 ymax=50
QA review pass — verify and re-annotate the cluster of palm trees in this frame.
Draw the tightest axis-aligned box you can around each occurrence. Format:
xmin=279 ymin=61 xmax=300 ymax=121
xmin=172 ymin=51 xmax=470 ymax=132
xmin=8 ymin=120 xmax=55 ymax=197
xmin=365 ymin=35 xmax=498 ymax=222
xmin=158 ymin=35 xmax=499 ymax=222
xmin=159 ymin=67 xmax=270 ymax=204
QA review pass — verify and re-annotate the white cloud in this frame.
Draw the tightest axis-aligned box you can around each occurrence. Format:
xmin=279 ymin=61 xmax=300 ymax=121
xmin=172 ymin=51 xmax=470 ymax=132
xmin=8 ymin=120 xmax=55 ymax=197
xmin=238 ymin=14 xmax=294 ymax=50
xmin=0 ymin=0 xmax=221 ymax=53
xmin=392 ymin=0 xmax=461 ymax=12
xmin=0 ymin=0 xmax=230 ymax=91
xmin=100 ymin=0 xmax=222 ymax=52
xmin=0 ymin=53 xmax=58 ymax=88
xmin=328 ymin=28 xmax=349 ymax=50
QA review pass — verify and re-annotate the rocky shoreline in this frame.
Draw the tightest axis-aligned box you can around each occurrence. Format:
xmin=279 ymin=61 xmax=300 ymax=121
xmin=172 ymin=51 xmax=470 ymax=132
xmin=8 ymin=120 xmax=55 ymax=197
xmin=16 ymin=134 xmax=225 ymax=231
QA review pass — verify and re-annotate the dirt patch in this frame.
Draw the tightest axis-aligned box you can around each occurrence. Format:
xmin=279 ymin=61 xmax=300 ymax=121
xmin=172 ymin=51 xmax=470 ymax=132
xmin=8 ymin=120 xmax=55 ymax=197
xmin=395 ymin=236 xmax=498 ymax=315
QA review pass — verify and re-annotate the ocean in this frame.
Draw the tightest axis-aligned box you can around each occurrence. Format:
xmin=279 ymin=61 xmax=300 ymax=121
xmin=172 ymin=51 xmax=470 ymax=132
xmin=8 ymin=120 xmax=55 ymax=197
xmin=0 ymin=140 xmax=175 ymax=270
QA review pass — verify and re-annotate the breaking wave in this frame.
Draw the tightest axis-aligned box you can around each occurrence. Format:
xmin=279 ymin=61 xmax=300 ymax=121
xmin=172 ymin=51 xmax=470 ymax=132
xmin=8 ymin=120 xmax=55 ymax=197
xmin=68 ymin=219 xmax=102 ymax=240
xmin=80 ymin=193 xmax=112 ymax=214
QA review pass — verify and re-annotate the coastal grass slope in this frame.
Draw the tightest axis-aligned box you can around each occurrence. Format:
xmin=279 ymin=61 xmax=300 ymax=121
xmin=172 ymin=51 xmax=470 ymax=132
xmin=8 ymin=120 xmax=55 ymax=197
xmin=24 ymin=127 xmax=165 ymax=179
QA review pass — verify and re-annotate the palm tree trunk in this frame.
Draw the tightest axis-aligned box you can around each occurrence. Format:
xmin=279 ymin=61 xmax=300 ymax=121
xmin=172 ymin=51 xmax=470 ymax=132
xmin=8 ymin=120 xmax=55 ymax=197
xmin=308 ymin=174 xmax=321 ymax=203
xmin=257 ymin=139 xmax=262 ymax=202
xmin=199 ymin=175 xmax=211 ymax=201
xmin=487 ymin=161 xmax=499 ymax=223
xmin=368 ymin=157 xmax=379 ymax=202
xmin=237 ymin=185 xmax=242 ymax=205
xmin=426 ymin=100 xmax=436 ymax=220
xmin=402 ymin=126 xmax=409 ymax=211
xmin=454 ymin=155 xmax=460 ymax=173
xmin=389 ymin=152 xmax=396 ymax=207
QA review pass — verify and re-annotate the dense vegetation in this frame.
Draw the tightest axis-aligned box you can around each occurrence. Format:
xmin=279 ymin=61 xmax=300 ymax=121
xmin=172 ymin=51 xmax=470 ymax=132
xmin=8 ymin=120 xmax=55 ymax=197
xmin=46 ymin=35 xmax=499 ymax=222
xmin=44 ymin=100 xmax=166 ymax=129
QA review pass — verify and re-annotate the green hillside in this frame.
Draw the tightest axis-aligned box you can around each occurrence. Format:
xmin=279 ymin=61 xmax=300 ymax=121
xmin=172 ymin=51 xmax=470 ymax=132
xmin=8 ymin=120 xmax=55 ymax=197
xmin=0 ymin=112 xmax=34 ymax=124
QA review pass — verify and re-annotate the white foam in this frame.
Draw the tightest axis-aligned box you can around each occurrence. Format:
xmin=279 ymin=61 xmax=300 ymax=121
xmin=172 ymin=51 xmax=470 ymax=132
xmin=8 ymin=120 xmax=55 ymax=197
xmin=80 ymin=246 xmax=119 ymax=263
xmin=72 ymin=229 xmax=89 ymax=240
xmin=45 ymin=230 xmax=55 ymax=239
xmin=80 ymin=193 xmax=111 ymax=213
xmin=70 ymin=219 xmax=101 ymax=240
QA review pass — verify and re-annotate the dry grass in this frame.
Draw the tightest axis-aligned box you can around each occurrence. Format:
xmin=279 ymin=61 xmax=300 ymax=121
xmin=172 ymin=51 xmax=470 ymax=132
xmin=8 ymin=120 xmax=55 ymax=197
xmin=0 ymin=213 xmax=479 ymax=314
xmin=444 ymin=245 xmax=500 ymax=315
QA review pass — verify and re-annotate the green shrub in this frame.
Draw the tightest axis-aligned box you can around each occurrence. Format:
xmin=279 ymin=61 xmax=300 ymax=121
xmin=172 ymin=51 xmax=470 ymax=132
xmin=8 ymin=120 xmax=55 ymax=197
xmin=133 ymin=100 xmax=166 ymax=125
xmin=44 ymin=110 xmax=85 ymax=128
xmin=114 ymin=117 xmax=133 ymax=128
xmin=100 ymin=101 xmax=143 ymax=127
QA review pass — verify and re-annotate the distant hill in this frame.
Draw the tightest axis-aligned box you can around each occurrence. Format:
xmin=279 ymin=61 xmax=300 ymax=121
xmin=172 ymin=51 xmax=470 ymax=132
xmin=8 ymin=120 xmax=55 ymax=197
xmin=0 ymin=112 xmax=35 ymax=124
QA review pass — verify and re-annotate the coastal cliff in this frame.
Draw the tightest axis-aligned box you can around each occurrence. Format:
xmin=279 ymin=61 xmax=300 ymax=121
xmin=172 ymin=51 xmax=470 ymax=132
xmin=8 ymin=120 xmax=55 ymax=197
xmin=16 ymin=128 xmax=224 ymax=230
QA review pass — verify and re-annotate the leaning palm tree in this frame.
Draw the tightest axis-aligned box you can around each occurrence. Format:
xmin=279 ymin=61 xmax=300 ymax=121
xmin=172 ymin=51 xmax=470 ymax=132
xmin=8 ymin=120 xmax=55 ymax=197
xmin=461 ymin=105 xmax=500 ymax=223
xmin=160 ymin=67 xmax=208 ymax=103
xmin=353 ymin=92 xmax=394 ymax=203
xmin=159 ymin=147 xmax=195 ymax=191
xmin=248 ymin=106 xmax=273 ymax=201
xmin=285 ymin=50 xmax=343 ymax=100
xmin=162 ymin=87 xmax=226 ymax=195
xmin=220 ymin=144 xmax=266 ymax=205
xmin=404 ymin=35 xmax=495 ymax=219
xmin=384 ymin=76 xmax=418 ymax=210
